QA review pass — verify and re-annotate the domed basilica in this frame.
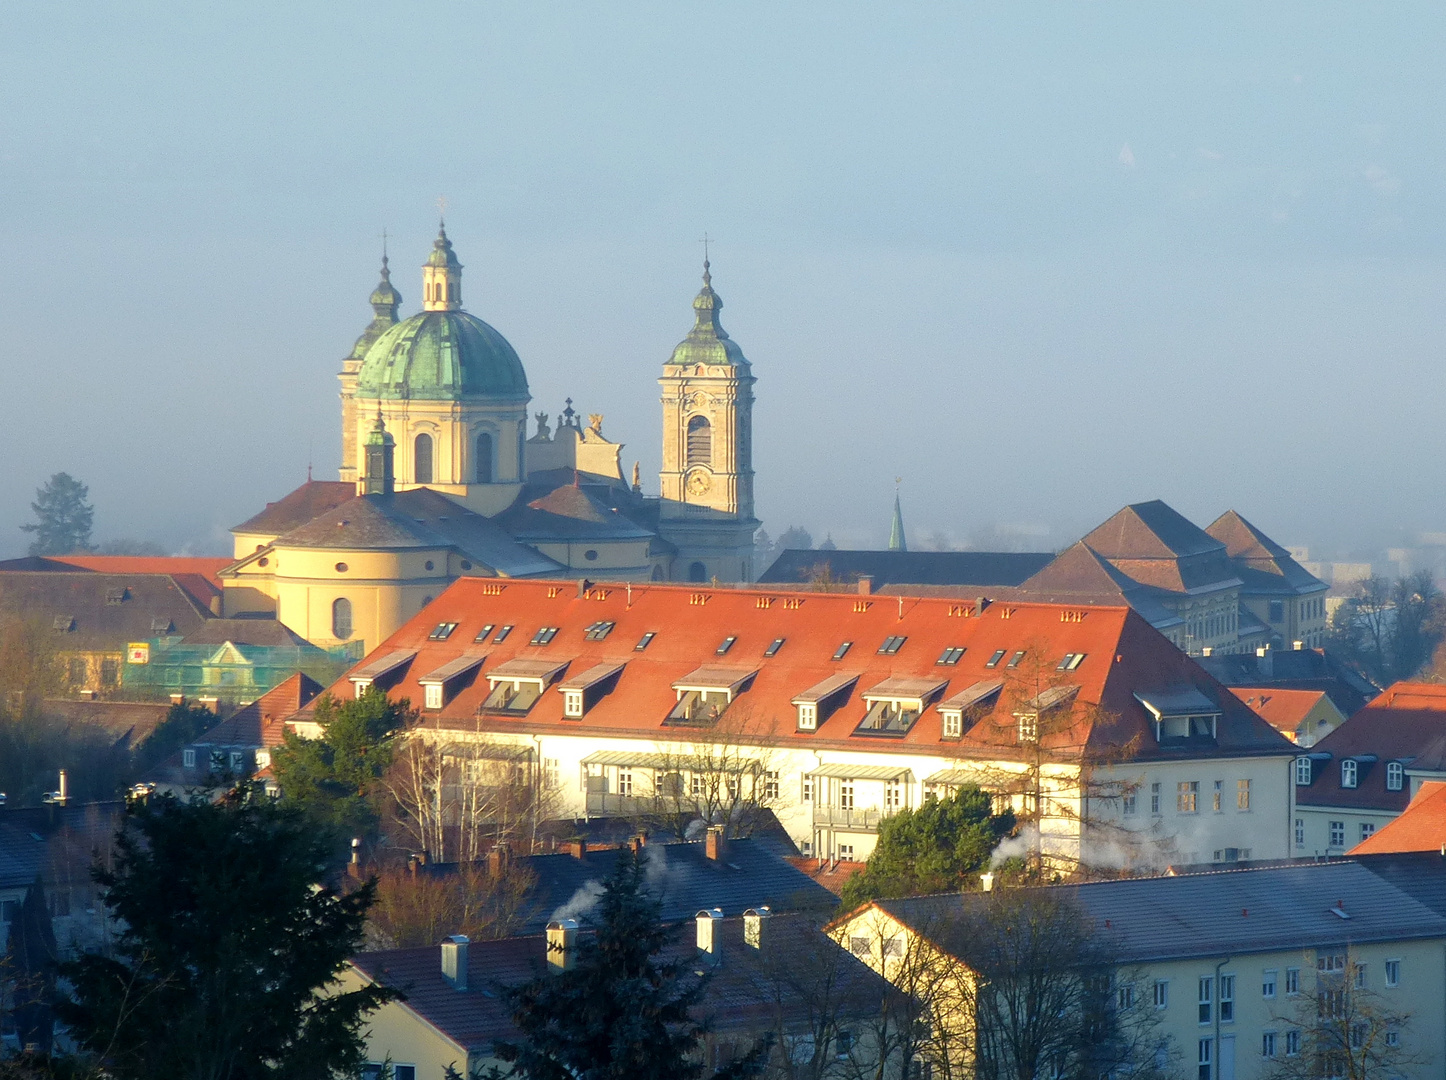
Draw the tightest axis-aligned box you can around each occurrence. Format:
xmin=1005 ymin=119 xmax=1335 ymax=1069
xmin=218 ymin=225 xmax=759 ymax=652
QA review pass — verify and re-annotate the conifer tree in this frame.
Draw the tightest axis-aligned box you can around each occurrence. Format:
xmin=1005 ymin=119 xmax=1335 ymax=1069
xmin=20 ymin=473 xmax=94 ymax=556
xmin=1 ymin=877 xmax=58 ymax=1054
xmin=490 ymin=848 xmax=768 ymax=1080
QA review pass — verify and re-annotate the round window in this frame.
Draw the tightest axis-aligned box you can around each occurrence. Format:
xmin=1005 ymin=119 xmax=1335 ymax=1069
xmin=460 ymin=560 xmax=472 ymax=571
xmin=584 ymin=549 xmax=599 ymax=561
xmin=335 ymin=562 xmax=349 ymax=573
xmin=425 ymin=560 xmax=435 ymax=571
xmin=257 ymin=557 xmax=269 ymax=567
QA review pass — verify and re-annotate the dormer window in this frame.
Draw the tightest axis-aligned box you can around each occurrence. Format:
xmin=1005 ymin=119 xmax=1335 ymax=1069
xmin=1386 ymin=762 xmax=1404 ymax=791
xmin=666 ymin=666 xmax=756 ymax=726
xmin=856 ymin=678 xmax=947 ymax=738
xmin=1295 ymin=757 xmax=1313 ymax=785
xmin=1135 ymin=688 xmax=1221 ymax=744
xmin=481 ymin=658 xmax=569 ymax=715
xmin=937 ymin=679 xmax=1004 ymax=741
xmin=417 ymin=654 xmax=485 ymax=711
xmin=555 ymin=662 xmax=625 ymax=718
xmin=1341 ymin=759 xmax=1358 ymax=789
xmin=792 ymin=674 xmax=859 ymax=732
xmin=348 ymin=650 xmax=417 ymax=699
xmin=1014 ymin=685 xmax=1081 ymax=743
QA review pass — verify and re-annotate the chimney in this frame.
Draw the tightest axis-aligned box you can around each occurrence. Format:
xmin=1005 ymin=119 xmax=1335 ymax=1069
xmin=1293 ymin=640 xmax=1304 ymax=651
xmin=628 ymin=833 xmax=647 ymax=853
xmin=857 ymin=575 xmax=873 ymax=596
xmin=57 ymin=770 xmax=69 ymax=807
xmin=547 ymin=919 xmax=578 ymax=973
xmin=975 ymin=596 xmax=990 ymax=616
xmin=487 ymin=842 xmax=511 ymax=877
xmin=348 ymin=837 xmax=362 ymax=880
xmin=696 ymin=908 xmax=724 ymax=965
xmin=565 ymin=839 xmax=588 ymax=860
xmin=1201 ymin=646 xmax=1212 ymax=657
xmin=704 ymin=825 xmax=728 ymax=862
xmin=170 ymin=693 xmax=185 ymax=707
xmin=440 ymin=935 xmax=470 ymax=991
xmin=979 ymin=871 xmax=994 ymax=893
xmin=743 ymin=906 xmax=771 ymax=951
xmin=577 ymin=578 xmax=594 ymax=598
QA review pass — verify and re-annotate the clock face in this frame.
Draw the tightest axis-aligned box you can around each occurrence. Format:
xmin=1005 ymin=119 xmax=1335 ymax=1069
xmin=687 ymin=471 xmax=712 ymax=497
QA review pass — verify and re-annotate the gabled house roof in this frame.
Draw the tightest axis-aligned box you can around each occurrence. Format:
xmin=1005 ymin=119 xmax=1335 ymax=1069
xmin=1351 ymin=782 xmax=1446 ymax=855
xmin=1014 ymin=542 xmax=1184 ymax=630
xmin=1206 ymin=511 xmax=1327 ymax=597
xmin=349 ymin=910 xmax=892 ymax=1054
xmin=497 ymin=482 xmax=656 ymax=542
xmin=0 ymin=571 xmax=212 ymax=651
xmin=303 ymin=579 xmax=1293 ymax=766
xmin=1233 ymin=688 xmax=1342 ymax=742
xmin=1197 ymin=648 xmax=1379 ymax=718
xmin=231 ymin=480 xmax=356 ymax=537
xmin=859 ymin=861 xmax=1446 ymax=966
xmin=147 ymin=673 xmax=324 ymax=781
xmin=1295 ymin=681 xmax=1446 ymax=812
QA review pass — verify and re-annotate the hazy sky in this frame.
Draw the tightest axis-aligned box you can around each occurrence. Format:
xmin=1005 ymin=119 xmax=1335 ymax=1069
xmin=2 ymin=3 xmax=1444 ymax=559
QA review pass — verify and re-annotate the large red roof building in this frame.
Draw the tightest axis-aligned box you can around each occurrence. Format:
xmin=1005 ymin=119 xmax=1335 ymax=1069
xmin=299 ymin=577 xmax=1298 ymax=869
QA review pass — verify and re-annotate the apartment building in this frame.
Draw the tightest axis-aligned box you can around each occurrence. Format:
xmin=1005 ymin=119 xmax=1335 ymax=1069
xmin=833 ymin=862 xmax=1446 ymax=1080
xmin=296 ymin=578 xmax=1298 ymax=870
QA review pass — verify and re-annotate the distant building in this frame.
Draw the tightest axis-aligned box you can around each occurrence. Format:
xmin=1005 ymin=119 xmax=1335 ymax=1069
xmin=1351 ymin=781 xmax=1446 ymax=856
xmin=221 ymin=232 xmax=762 ymax=654
xmin=1197 ymin=647 xmax=1379 ymax=719
xmin=1233 ymin=688 xmax=1346 ymax=747
xmin=1293 ymin=682 xmax=1446 ymax=856
xmin=756 ymin=549 xmax=1052 ymax=590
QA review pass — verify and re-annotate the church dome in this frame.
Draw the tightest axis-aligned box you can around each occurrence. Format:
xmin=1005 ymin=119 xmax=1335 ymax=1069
xmin=355 ymin=309 xmax=529 ymax=400
xmin=667 ymin=260 xmax=749 ymax=368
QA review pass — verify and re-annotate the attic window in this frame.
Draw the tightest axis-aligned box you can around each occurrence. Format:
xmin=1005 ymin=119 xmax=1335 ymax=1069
xmin=985 ymin=649 xmax=1007 ymax=668
xmin=1295 ymin=757 xmax=1313 ymax=785
xmin=1341 ymin=759 xmax=1358 ymax=789
xmin=52 ymin=616 xmax=75 ymax=632
xmin=493 ymin=625 xmax=514 ymax=643
xmin=937 ymin=679 xmax=1004 ymax=741
xmin=792 ymin=673 xmax=858 ymax=732
xmin=878 ymin=635 xmax=907 ymax=655
xmin=716 ymin=636 xmax=737 ymax=655
xmin=936 ymin=647 xmax=965 ymax=666
xmin=832 ymin=642 xmax=853 ymax=661
xmin=1057 ymin=653 xmax=1087 ymax=671
xmin=556 ymin=662 xmax=625 ymax=718
xmin=530 ymin=627 xmax=560 ymax=646
xmin=635 ymin=632 xmax=656 ymax=651
xmin=1386 ymin=762 xmax=1404 ymax=791
xmin=1006 ymin=650 xmax=1026 ymax=669
xmin=666 ymin=667 xmax=756 ymax=726
xmin=583 ymin=621 xmax=616 ymax=641
xmin=482 ymin=659 xmax=569 ymax=715
xmin=151 ymin=618 xmax=174 ymax=634
xmin=764 ymin=638 xmax=785 ymax=657
xmin=473 ymin=623 xmax=496 ymax=643
xmin=428 ymin=622 xmax=459 ymax=641
xmin=856 ymin=678 xmax=947 ymax=738
xmin=105 ymin=588 xmax=129 ymax=605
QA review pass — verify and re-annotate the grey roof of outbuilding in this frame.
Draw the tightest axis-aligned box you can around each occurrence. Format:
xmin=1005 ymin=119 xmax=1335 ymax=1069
xmin=873 ymin=861 xmax=1446 ymax=965
xmin=1353 ymin=852 xmax=1446 ymax=919
xmin=757 ymin=549 xmax=1053 ymax=588
xmin=0 ymin=571 xmax=211 ymax=651
xmin=473 ymin=838 xmax=838 ymax=935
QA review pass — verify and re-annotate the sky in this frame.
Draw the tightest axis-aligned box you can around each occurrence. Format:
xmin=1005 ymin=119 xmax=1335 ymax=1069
xmin=1 ymin=2 xmax=1444 ymax=559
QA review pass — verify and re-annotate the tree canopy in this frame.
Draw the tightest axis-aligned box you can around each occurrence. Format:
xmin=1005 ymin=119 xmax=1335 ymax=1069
xmin=270 ymin=688 xmax=407 ymax=846
xmin=20 ymin=473 xmax=93 ymax=556
xmin=839 ymin=785 xmax=1014 ymax=908
xmin=56 ymin=784 xmax=393 ymax=1080
xmin=1328 ymin=571 xmax=1446 ymax=685
xmin=491 ymin=847 xmax=767 ymax=1080
xmin=132 ymin=701 xmax=217 ymax=774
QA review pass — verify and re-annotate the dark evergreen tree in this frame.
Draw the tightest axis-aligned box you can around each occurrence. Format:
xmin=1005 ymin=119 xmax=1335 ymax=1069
xmin=270 ymin=688 xmax=406 ymax=846
xmin=55 ymin=784 xmax=394 ymax=1080
xmin=20 ymin=474 xmax=94 ymax=556
xmin=839 ymin=784 xmax=1014 ymax=908
xmin=490 ymin=848 xmax=768 ymax=1080
xmin=1 ymin=877 xmax=58 ymax=1054
xmin=132 ymin=701 xmax=217 ymax=774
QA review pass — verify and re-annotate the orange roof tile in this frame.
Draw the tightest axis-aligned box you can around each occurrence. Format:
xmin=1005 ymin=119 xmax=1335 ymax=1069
xmin=1234 ymin=688 xmax=1329 ymax=736
xmin=307 ymin=580 xmax=1293 ymax=765
xmin=52 ymin=556 xmax=231 ymax=590
xmin=1351 ymin=782 xmax=1446 ymax=855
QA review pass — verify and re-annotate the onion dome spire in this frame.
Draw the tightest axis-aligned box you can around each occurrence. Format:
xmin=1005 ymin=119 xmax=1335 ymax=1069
xmin=362 ymin=405 xmax=396 ymax=495
xmin=423 ymin=220 xmax=463 ymax=312
xmin=369 ymin=246 xmax=402 ymax=320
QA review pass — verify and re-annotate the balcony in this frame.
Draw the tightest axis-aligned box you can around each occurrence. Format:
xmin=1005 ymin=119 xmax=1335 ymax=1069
xmin=585 ymin=791 xmax=661 ymax=816
xmin=812 ymin=804 xmax=896 ymax=830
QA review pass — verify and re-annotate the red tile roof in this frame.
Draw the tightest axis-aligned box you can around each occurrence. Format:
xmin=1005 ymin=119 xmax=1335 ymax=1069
xmin=1297 ymin=681 xmax=1446 ymax=812
xmin=307 ymin=580 xmax=1292 ymax=765
xmin=1351 ymin=782 xmax=1446 ymax=855
xmin=52 ymin=556 xmax=230 ymax=590
xmin=1234 ymin=688 xmax=1331 ymax=739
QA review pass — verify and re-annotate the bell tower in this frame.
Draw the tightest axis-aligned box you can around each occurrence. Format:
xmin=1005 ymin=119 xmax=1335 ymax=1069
xmin=422 ymin=222 xmax=462 ymax=312
xmin=657 ymin=259 xmax=759 ymax=582
xmin=339 ymin=249 xmax=401 ymax=483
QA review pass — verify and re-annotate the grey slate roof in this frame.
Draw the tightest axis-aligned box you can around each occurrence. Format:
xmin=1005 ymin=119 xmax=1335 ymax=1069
xmin=874 ymin=861 xmax=1446 ymax=965
xmin=757 ymin=549 xmax=1053 ymax=588
xmin=0 ymin=571 xmax=211 ymax=651
xmin=1354 ymin=852 xmax=1446 ymax=919
xmin=231 ymin=480 xmax=356 ymax=536
xmin=497 ymin=482 xmax=656 ymax=542
xmin=1198 ymin=650 xmax=1380 ymax=718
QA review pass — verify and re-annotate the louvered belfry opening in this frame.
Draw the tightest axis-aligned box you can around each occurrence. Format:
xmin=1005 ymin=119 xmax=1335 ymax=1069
xmin=686 ymin=414 xmax=711 ymax=468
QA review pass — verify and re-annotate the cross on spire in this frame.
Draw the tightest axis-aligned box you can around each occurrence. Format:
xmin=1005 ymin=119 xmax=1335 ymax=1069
xmin=436 ymin=195 xmax=449 ymax=227
xmin=699 ymin=233 xmax=713 ymax=285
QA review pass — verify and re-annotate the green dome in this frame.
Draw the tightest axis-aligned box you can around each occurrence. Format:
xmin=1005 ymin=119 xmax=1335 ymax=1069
xmin=355 ymin=309 xmax=529 ymax=400
xmin=667 ymin=261 xmax=749 ymax=368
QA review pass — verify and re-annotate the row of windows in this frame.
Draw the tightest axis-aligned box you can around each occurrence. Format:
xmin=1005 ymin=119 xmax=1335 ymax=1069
xmin=1296 ymin=755 xmax=1404 ymax=790
xmin=1297 ymin=817 xmax=1378 ymax=849
xmin=1153 ymin=959 xmax=1402 ymax=1018
xmin=1124 ymin=779 xmax=1251 ymax=816
xmin=407 ymin=431 xmax=499 ymax=485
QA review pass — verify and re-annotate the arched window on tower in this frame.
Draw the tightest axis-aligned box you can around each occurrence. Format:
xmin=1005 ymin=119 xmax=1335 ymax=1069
xmin=475 ymin=432 xmax=494 ymax=483
xmin=414 ymin=433 xmax=434 ymax=484
xmin=686 ymin=415 xmax=711 ymax=468
xmin=332 ymin=597 xmax=353 ymax=640
xmin=688 ymin=561 xmax=707 ymax=583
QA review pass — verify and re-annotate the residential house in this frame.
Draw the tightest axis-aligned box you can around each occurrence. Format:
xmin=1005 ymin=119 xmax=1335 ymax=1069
xmin=291 ymin=578 xmax=1298 ymax=872
xmin=1233 ymin=689 xmax=1346 ymax=748
xmin=341 ymin=908 xmax=898 ymax=1080
xmin=1293 ymin=682 xmax=1446 ymax=857
xmin=832 ymin=862 xmax=1446 ymax=1080
xmin=1198 ymin=647 xmax=1379 ymax=719
xmin=1350 ymin=781 xmax=1446 ymax=857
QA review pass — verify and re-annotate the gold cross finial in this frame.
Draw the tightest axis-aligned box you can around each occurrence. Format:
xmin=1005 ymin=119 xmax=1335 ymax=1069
xmin=699 ymin=232 xmax=712 ymax=262
xmin=380 ymin=227 xmax=388 ymax=257
xmin=436 ymin=195 xmax=448 ymax=226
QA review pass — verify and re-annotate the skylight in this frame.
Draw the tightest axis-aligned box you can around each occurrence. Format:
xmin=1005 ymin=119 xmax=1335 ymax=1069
xmin=1006 ymin=650 xmax=1026 ymax=668
xmin=635 ymin=632 xmax=656 ymax=651
xmin=530 ymin=627 xmax=560 ymax=646
xmin=493 ymin=625 xmax=514 ymax=643
xmin=473 ymin=623 xmax=496 ymax=643
xmin=832 ymin=642 xmax=853 ymax=661
xmin=717 ymin=636 xmax=737 ymax=655
xmin=878 ymin=635 xmax=907 ymax=655
xmin=583 ymin=621 xmax=616 ymax=641
xmin=936 ymin=647 xmax=965 ymax=666
xmin=764 ymin=638 xmax=785 ymax=657
xmin=1056 ymin=653 xmax=1086 ymax=671
xmin=985 ymin=649 xmax=1007 ymax=668
xmin=427 ymin=622 xmax=459 ymax=641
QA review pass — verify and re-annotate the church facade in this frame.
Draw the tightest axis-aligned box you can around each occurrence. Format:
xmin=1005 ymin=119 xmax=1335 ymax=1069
xmin=219 ymin=226 xmax=759 ymax=652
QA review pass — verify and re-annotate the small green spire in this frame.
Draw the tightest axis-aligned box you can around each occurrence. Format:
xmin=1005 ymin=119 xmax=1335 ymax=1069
xmin=889 ymin=489 xmax=907 ymax=552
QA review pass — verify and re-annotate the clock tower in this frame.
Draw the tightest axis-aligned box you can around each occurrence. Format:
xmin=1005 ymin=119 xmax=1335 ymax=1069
xmin=657 ymin=260 xmax=759 ymax=583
